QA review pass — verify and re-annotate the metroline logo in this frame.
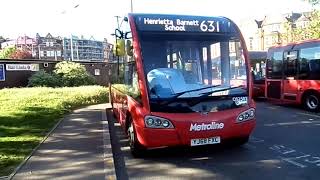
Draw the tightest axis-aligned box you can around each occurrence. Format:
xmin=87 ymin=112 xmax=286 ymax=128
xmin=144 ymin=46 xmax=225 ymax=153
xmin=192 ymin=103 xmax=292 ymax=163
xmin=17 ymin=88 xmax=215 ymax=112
xmin=190 ymin=122 xmax=224 ymax=131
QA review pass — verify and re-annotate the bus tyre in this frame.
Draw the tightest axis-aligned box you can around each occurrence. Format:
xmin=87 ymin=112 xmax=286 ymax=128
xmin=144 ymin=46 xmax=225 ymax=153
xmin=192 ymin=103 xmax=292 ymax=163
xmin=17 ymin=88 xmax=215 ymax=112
xmin=127 ymin=121 xmax=144 ymax=157
xmin=303 ymin=93 xmax=320 ymax=112
xmin=235 ymin=136 xmax=249 ymax=146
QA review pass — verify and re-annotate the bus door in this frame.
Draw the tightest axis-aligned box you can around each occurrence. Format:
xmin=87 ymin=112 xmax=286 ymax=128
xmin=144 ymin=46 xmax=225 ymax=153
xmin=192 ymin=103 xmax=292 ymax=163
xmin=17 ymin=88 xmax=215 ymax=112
xmin=282 ymin=50 xmax=299 ymax=101
xmin=266 ymin=51 xmax=283 ymax=99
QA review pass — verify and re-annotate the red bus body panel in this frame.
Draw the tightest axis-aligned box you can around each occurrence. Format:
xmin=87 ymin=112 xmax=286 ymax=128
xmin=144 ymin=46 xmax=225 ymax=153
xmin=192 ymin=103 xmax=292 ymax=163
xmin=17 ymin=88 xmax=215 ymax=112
xmin=112 ymin=89 xmax=256 ymax=148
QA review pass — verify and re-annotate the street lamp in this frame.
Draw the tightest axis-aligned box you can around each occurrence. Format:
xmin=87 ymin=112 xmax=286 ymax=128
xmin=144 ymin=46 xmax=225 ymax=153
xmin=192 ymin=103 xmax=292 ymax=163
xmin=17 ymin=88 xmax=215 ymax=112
xmin=271 ymin=31 xmax=281 ymax=45
xmin=60 ymin=3 xmax=80 ymax=61
xmin=255 ymin=17 xmax=265 ymax=51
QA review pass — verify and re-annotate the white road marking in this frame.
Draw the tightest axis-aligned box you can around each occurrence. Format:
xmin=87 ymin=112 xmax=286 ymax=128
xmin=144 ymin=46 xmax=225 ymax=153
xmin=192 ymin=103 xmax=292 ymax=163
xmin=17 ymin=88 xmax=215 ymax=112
xmin=190 ymin=157 xmax=210 ymax=161
xmin=264 ymin=120 xmax=320 ymax=127
xmin=244 ymin=143 xmax=257 ymax=149
xmin=297 ymin=112 xmax=320 ymax=118
xmin=304 ymin=157 xmax=320 ymax=164
xmin=267 ymin=106 xmax=277 ymax=110
xmin=281 ymin=155 xmax=310 ymax=168
xmin=250 ymin=136 xmax=264 ymax=143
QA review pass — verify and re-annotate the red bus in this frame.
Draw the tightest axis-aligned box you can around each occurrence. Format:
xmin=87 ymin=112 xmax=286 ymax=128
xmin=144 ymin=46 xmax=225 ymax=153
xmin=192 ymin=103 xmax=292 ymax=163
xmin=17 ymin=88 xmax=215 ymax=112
xmin=110 ymin=13 xmax=256 ymax=156
xmin=249 ymin=51 xmax=267 ymax=98
xmin=266 ymin=39 xmax=320 ymax=112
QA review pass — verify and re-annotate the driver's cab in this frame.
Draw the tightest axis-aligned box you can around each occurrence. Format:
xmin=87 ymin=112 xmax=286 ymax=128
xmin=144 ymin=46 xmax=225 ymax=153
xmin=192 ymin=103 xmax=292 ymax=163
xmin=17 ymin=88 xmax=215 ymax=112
xmin=147 ymin=50 xmax=204 ymax=98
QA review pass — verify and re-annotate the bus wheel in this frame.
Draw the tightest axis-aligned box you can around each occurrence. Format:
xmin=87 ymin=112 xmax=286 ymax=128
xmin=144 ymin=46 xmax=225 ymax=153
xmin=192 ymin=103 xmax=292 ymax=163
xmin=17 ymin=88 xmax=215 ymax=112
xmin=127 ymin=121 xmax=144 ymax=157
xmin=234 ymin=136 xmax=249 ymax=146
xmin=303 ymin=93 xmax=320 ymax=112
xmin=238 ymin=136 xmax=249 ymax=146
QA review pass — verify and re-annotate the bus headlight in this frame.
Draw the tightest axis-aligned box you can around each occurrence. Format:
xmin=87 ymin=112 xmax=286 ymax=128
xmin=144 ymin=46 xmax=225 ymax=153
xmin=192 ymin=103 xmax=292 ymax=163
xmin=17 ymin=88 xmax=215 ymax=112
xmin=146 ymin=118 xmax=154 ymax=126
xmin=144 ymin=115 xmax=174 ymax=129
xmin=236 ymin=108 xmax=255 ymax=123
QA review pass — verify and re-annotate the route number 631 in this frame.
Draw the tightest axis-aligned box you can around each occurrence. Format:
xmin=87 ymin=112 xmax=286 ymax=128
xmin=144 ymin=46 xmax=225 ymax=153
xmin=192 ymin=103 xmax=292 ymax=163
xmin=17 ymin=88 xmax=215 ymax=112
xmin=200 ymin=21 xmax=220 ymax=32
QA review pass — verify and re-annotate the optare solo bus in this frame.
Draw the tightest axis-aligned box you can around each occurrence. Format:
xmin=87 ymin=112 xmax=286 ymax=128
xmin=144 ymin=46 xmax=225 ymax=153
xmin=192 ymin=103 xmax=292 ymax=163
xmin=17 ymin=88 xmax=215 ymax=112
xmin=110 ymin=13 xmax=256 ymax=157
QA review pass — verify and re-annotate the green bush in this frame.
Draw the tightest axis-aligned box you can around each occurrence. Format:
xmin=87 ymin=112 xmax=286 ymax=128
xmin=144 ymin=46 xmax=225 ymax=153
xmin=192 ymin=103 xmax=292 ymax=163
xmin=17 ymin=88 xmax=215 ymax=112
xmin=54 ymin=61 xmax=96 ymax=87
xmin=28 ymin=61 xmax=96 ymax=87
xmin=28 ymin=70 xmax=62 ymax=87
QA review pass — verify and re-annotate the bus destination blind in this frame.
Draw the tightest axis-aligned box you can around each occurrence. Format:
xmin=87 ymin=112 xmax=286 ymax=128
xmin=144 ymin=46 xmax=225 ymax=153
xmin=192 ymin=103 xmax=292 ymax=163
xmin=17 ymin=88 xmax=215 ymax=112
xmin=134 ymin=15 xmax=234 ymax=33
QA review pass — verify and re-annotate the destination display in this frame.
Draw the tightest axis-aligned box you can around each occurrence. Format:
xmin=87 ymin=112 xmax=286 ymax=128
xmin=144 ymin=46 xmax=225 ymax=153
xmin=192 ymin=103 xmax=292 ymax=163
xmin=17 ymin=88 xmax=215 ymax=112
xmin=134 ymin=14 xmax=236 ymax=33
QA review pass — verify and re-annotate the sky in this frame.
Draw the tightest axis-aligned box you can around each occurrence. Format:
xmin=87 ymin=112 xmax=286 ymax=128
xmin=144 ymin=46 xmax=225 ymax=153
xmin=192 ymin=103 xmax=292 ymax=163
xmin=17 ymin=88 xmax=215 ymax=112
xmin=0 ymin=0 xmax=317 ymax=42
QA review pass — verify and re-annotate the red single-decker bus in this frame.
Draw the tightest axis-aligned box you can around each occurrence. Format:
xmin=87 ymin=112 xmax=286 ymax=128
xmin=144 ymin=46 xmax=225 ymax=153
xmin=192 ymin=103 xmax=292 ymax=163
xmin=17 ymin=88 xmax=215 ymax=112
xmin=266 ymin=39 xmax=320 ymax=111
xmin=110 ymin=13 xmax=256 ymax=156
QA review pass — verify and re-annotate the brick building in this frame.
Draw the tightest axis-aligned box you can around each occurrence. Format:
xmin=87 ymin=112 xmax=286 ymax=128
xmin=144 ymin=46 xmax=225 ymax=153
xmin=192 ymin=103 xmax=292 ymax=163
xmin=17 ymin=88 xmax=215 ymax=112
xmin=35 ymin=33 xmax=63 ymax=60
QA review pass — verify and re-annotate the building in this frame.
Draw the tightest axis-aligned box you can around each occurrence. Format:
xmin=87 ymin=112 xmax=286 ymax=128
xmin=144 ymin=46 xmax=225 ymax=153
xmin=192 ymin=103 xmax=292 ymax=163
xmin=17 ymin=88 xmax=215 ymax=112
xmin=0 ymin=40 xmax=15 ymax=49
xmin=103 ymin=38 xmax=113 ymax=62
xmin=1 ymin=36 xmax=37 ymax=53
xmin=239 ymin=12 xmax=313 ymax=51
xmin=35 ymin=33 xmax=63 ymax=60
xmin=63 ymin=35 xmax=104 ymax=61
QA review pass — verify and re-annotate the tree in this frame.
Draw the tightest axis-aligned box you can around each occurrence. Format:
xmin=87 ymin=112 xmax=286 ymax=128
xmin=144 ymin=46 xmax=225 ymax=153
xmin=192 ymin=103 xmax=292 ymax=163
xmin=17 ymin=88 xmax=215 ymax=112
xmin=0 ymin=46 xmax=32 ymax=59
xmin=294 ymin=10 xmax=320 ymax=41
xmin=304 ymin=0 xmax=319 ymax=6
xmin=9 ymin=49 xmax=32 ymax=59
xmin=282 ymin=9 xmax=320 ymax=43
xmin=0 ymin=46 xmax=16 ymax=59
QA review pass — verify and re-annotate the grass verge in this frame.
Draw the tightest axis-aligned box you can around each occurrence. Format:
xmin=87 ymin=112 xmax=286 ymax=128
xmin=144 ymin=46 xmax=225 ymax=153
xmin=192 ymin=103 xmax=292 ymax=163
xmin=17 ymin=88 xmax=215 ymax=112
xmin=0 ymin=86 xmax=108 ymax=176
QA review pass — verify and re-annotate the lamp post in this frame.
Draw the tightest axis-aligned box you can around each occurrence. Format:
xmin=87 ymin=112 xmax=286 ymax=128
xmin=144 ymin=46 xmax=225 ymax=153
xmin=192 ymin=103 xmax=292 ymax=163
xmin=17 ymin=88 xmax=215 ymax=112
xmin=130 ymin=0 xmax=133 ymax=13
xmin=271 ymin=31 xmax=281 ymax=45
xmin=255 ymin=18 xmax=265 ymax=51
xmin=285 ymin=14 xmax=297 ymax=43
xmin=61 ymin=4 xmax=80 ymax=61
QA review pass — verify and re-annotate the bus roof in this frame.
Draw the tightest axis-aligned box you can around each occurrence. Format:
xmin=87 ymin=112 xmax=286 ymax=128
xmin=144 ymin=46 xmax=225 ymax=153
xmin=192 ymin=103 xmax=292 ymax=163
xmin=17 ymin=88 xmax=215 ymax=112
xmin=129 ymin=13 xmax=238 ymax=34
xmin=268 ymin=39 xmax=320 ymax=50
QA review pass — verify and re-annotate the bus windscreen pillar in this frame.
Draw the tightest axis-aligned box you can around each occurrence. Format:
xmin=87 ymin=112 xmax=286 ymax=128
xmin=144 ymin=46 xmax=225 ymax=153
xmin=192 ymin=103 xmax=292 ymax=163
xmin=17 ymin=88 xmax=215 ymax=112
xmin=221 ymin=41 xmax=230 ymax=86
xmin=206 ymin=45 xmax=212 ymax=85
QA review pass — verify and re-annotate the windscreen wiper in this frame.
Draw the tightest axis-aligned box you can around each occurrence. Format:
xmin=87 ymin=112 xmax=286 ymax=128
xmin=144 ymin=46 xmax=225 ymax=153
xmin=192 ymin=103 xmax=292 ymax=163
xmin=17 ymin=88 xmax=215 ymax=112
xmin=199 ymin=85 xmax=245 ymax=97
xmin=158 ymin=84 xmax=222 ymax=106
xmin=171 ymin=84 xmax=222 ymax=99
xmin=159 ymin=85 xmax=245 ymax=106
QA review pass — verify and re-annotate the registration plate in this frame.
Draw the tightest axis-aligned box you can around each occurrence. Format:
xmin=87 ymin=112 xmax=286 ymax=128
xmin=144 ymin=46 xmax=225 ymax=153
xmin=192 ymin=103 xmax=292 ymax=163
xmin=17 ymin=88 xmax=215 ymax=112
xmin=191 ymin=136 xmax=221 ymax=146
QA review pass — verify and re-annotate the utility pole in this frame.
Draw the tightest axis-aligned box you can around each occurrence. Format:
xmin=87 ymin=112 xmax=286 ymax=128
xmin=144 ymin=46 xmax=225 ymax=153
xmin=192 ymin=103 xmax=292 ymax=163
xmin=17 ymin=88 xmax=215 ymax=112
xmin=115 ymin=16 xmax=121 ymax=77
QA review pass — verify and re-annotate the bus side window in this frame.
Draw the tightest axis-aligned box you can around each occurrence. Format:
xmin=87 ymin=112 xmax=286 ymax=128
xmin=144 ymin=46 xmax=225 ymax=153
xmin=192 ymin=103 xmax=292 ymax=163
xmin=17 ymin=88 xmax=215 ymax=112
xmin=125 ymin=62 xmax=142 ymax=102
xmin=299 ymin=45 xmax=320 ymax=80
xmin=284 ymin=51 xmax=298 ymax=78
xmin=267 ymin=51 xmax=283 ymax=79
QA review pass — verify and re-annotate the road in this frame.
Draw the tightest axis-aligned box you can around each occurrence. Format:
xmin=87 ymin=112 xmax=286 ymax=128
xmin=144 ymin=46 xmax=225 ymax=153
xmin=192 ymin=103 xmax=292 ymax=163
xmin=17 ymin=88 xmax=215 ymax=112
xmin=108 ymin=101 xmax=320 ymax=180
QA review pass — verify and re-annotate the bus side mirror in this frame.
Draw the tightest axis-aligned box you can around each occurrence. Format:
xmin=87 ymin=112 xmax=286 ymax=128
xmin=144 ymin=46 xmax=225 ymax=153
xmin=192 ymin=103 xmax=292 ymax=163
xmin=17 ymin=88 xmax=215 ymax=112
xmin=125 ymin=32 xmax=132 ymax=39
xmin=113 ymin=39 xmax=125 ymax=56
xmin=126 ymin=40 xmax=133 ymax=56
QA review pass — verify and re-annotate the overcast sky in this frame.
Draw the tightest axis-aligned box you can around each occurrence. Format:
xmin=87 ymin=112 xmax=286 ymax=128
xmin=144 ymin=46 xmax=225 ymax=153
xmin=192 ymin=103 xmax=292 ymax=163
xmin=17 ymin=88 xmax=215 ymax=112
xmin=0 ymin=0 xmax=316 ymax=42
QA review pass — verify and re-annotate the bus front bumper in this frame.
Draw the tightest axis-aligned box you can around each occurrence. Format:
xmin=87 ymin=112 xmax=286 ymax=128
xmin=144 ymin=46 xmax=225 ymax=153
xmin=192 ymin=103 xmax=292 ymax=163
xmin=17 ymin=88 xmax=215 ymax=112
xmin=135 ymin=119 xmax=256 ymax=149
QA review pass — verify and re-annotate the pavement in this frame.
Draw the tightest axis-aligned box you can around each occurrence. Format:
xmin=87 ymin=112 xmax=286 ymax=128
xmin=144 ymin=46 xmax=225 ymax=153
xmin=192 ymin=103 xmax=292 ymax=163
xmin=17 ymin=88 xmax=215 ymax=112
xmin=11 ymin=103 xmax=116 ymax=180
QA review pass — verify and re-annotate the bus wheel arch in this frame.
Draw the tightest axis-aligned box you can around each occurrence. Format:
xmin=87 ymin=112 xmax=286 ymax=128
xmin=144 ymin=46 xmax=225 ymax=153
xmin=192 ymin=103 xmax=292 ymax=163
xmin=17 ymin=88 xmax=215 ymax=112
xmin=302 ymin=90 xmax=320 ymax=112
xmin=126 ymin=113 xmax=145 ymax=157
